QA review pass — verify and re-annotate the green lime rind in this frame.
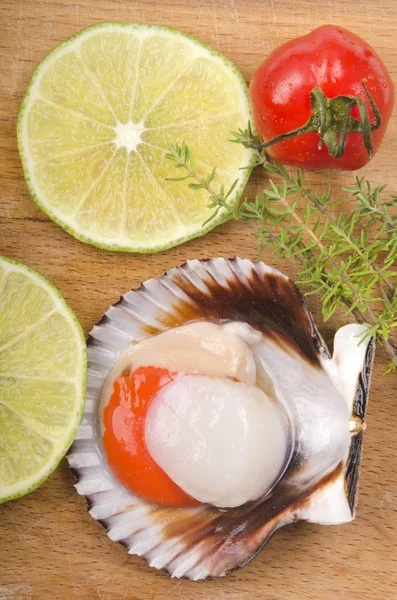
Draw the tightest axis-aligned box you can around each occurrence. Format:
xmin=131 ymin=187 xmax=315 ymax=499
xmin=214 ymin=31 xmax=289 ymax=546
xmin=17 ymin=21 xmax=255 ymax=253
xmin=0 ymin=255 xmax=87 ymax=504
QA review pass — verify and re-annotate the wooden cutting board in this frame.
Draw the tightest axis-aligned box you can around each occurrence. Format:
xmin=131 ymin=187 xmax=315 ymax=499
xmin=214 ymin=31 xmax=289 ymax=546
xmin=1 ymin=1 xmax=396 ymax=598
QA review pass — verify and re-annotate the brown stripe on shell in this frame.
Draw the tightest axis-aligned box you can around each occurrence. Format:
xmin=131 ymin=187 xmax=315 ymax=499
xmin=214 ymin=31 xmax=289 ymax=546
xmin=344 ymin=336 xmax=374 ymax=514
xmin=88 ymin=259 xmax=324 ymax=365
xmin=345 ymin=432 xmax=364 ymax=515
xmin=351 ymin=337 xmax=374 ymax=422
xmin=140 ymin=284 xmax=199 ymax=328
xmin=161 ymin=259 xmax=322 ymax=366
xmin=152 ymin=459 xmax=344 ymax=578
xmin=214 ymin=461 xmax=346 ymax=578
xmin=209 ymin=461 xmax=345 ymax=578
xmin=117 ymin=294 xmax=162 ymax=338
xmin=163 ymin=461 xmax=345 ymax=579
xmin=75 ymin=458 xmax=345 ymax=580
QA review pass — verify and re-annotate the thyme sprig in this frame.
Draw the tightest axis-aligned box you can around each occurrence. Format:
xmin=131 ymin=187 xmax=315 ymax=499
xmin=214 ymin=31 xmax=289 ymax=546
xmin=165 ymin=134 xmax=397 ymax=373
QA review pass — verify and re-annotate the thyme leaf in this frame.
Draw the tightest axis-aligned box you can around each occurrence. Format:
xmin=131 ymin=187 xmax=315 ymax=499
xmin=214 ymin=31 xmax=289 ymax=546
xmin=165 ymin=131 xmax=397 ymax=374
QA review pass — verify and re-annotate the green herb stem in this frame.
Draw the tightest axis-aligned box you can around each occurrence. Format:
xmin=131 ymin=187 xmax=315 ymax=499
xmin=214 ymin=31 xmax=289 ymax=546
xmin=252 ymin=148 xmax=396 ymax=297
xmin=165 ymin=137 xmax=397 ymax=373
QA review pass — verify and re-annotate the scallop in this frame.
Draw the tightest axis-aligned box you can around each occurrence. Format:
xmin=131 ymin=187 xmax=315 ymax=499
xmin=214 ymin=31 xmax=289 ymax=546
xmin=67 ymin=258 xmax=374 ymax=580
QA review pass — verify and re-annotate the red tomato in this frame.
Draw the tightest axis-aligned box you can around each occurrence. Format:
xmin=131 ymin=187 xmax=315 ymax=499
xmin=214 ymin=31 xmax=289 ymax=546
xmin=102 ymin=366 xmax=198 ymax=506
xmin=249 ymin=25 xmax=394 ymax=170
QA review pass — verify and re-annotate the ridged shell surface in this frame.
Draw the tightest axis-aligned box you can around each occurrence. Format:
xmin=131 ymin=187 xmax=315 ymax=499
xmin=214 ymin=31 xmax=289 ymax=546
xmin=68 ymin=258 xmax=374 ymax=580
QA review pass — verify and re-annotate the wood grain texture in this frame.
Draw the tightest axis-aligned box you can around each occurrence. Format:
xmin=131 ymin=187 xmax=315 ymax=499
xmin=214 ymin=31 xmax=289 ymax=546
xmin=0 ymin=0 xmax=396 ymax=598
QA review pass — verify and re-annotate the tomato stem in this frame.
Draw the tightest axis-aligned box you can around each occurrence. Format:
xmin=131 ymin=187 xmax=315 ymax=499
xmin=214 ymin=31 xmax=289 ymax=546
xmin=257 ymin=81 xmax=381 ymax=159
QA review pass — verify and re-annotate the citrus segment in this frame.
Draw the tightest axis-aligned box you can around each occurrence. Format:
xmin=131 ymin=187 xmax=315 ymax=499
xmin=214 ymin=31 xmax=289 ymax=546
xmin=0 ymin=271 xmax=53 ymax=347
xmin=124 ymin=150 xmax=181 ymax=243
xmin=144 ymin=57 xmax=243 ymax=129
xmin=142 ymin=112 xmax=249 ymax=172
xmin=133 ymin=36 xmax=196 ymax=123
xmin=0 ymin=378 xmax=78 ymax=440
xmin=0 ymin=404 xmax=54 ymax=487
xmin=0 ymin=312 xmax=81 ymax=380
xmin=79 ymin=33 xmax=140 ymax=125
xmin=74 ymin=147 xmax=126 ymax=239
xmin=34 ymin=144 xmax=115 ymax=213
xmin=27 ymin=99 xmax=114 ymax=161
xmin=38 ymin=51 xmax=116 ymax=126
xmin=139 ymin=145 xmax=226 ymax=227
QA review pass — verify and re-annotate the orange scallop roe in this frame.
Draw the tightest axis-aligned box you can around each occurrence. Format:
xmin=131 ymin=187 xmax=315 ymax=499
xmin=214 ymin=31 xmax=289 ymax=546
xmin=102 ymin=366 xmax=199 ymax=507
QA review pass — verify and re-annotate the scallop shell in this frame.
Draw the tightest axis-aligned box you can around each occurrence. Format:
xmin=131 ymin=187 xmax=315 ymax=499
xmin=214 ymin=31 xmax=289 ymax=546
xmin=67 ymin=258 xmax=374 ymax=580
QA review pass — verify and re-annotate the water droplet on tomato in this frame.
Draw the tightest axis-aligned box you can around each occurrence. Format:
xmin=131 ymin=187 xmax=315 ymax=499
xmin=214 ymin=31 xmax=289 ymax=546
xmin=365 ymin=50 xmax=373 ymax=58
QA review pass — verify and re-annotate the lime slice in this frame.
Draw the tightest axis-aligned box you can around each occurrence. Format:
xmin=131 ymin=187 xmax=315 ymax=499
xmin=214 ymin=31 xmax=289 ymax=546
xmin=17 ymin=22 xmax=254 ymax=253
xmin=0 ymin=256 xmax=86 ymax=503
